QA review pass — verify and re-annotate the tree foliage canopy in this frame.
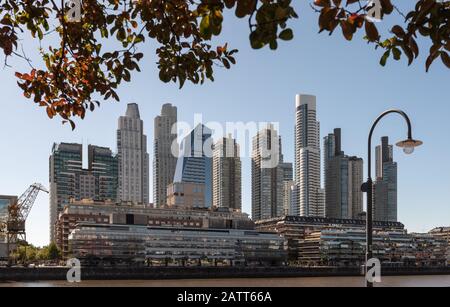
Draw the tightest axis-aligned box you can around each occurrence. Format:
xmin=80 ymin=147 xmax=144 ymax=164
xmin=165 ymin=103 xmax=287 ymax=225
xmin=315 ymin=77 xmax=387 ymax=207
xmin=10 ymin=243 xmax=61 ymax=262
xmin=0 ymin=0 xmax=448 ymax=128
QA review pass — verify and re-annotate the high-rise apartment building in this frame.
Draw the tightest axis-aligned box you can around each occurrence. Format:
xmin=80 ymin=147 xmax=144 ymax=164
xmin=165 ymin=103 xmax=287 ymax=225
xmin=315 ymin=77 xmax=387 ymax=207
xmin=212 ymin=135 xmax=242 ymax=210
xmin=174 ymin=124 xmax=213 ymax=207
xmin=153 ymin=103 xmax=178 ymax=208
xmin=280 ymin=162 xmax=294 ymax=217
xmin=294 ymin=94 xmax=324 ymax=217
xmin=49 ymin=143 xmax=82 ymax=241
xmin=88 ymin=145 xmax=119 ymax=201
xmin=324 ymin=128 xmax=363 ymax=219
xmin=280 ymin=162 xmax=293 ymax=182
xmin=252 ymin=125 xmax=284 ymax=221
xmin=283 ymin=181 xmax=296 ymax=216
xmin=117 ymin=103 xmax=149 ymax=204
xmin=49 ymin=143 xmax=118 ymax=241
xmin=349 ymin=156 xmax=364 ymax=219
xmin=374 ymin=137 xmax=398 ymax=222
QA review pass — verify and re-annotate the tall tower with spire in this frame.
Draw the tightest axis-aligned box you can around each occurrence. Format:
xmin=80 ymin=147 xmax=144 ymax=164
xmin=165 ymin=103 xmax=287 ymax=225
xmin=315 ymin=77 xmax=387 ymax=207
xmin=117 ymin=103 xmax=149 ymax=204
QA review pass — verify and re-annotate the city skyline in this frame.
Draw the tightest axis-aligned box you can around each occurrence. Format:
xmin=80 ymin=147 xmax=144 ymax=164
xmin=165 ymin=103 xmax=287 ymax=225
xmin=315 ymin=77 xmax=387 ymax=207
xmin=2 ymin=94 xmax=446 ymax=247
xmin=1 ymin=2 xmax=448 ymax=247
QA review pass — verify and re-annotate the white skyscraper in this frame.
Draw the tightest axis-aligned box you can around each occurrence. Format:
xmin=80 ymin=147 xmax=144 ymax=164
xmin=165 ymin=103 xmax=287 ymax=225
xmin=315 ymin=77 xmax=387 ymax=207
xmin=117 ymin=103 xmax=149 ymax=204
xmin=153 ymin=103 xmax=178 ymax=207
xmin=294 ymin=94 xmax=324 ymax=217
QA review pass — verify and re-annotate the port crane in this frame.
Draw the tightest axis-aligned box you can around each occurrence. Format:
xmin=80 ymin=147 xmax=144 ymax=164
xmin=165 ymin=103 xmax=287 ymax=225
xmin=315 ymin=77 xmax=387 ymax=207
xmin=0 ymin=183 xmax=48 ymax=262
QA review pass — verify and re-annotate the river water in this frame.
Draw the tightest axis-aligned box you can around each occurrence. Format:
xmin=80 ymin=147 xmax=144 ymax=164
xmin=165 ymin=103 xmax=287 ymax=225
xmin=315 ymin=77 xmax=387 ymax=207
xmin=1 ymin=275 xmax=450 ymax=287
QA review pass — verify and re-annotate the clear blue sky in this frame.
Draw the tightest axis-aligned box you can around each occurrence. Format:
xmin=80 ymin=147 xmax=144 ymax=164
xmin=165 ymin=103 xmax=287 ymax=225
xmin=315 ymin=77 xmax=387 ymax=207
xmin=1 ymin=2 xmax=449 ymax=247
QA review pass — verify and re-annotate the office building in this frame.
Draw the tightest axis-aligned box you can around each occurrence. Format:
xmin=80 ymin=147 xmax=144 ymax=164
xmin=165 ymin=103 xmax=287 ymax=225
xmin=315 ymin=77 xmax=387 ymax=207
xmin=294 ymin=94 xmax=324 ymax=217
xmin=212 ymin=135 xmax=242 ymax=210
xmin=429 ymin=227 xmax=450 ymax=265
xmin=88 ymin=145 xmax=119 ymax=201
xmin=283 ymin=181 xmax=296 ymax=216
xmin=280 ymin=162 xmax=293 ymax=182
xmin=49 ymin=143 xmax=83 ymax=241
xmin=298 ymin=229 xmax=448 ymax=267
xmin=49 ymin=143 xmax=118 ymax=241
xmin=252 ymin=125 xmax=284 ymax=221
xmin=373 ymin=136 xmax=398 ymax=222
xmin=166 ymin=182 xmax=206 ymax=208
xmin=174 ymin=124 xmax=213 ymax=207
xmin=349 ymin=157 xmax=363 ymax=218
xmin=324 ymin=128 xmax=363 ymax=219
xmin=69 ymin=223 xmax=287 ymax=267
xmin=256 ymin=215 xmax=405 ymax=262
xmin=55 ymin=199 xmax=255 ymax=258
xmin=117 ymin=103 xmax=150 ymax=205
xmin=153 ymin=103 xmax=178 ymax=207
xmin=376 ymin=136 xmax=393 ymax=179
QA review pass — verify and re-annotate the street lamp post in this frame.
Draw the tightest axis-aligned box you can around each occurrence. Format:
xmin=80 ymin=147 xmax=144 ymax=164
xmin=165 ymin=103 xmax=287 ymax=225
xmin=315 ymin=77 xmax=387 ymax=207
xmin=361 ymin=110 xmax=423 ymax=288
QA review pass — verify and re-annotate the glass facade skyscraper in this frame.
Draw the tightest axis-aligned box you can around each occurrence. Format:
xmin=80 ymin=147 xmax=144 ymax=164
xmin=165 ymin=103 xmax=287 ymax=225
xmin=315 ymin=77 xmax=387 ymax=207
xmin=174 ymin=124 xmax=213 ymax=208
xmin=49 ymin=143 xmax=118 ymax=242
xmin=324 ymin=128 xmax=363 ymax=220
xmin=49 ymin=143 xmax=83 ymax=241
xmin=374 ymin=136 xmax=398 ymax=222
xmin=88 ymin=145 xmax=119 ymax=201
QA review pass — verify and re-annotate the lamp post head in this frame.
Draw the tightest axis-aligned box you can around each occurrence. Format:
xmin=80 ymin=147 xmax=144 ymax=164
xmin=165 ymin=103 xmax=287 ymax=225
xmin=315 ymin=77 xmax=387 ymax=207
xmin=396 ymin=138 xmax=423 ymax=155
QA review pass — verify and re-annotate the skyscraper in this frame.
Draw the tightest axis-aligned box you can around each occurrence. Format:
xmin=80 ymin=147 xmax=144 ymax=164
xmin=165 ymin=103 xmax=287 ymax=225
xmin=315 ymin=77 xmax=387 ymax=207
xmin=88 ymin=145 xmax=119 ymax=201
xmin=294 ymin=94 xmax=324 ymax=217
xmin=174 ymin=124 xmax=213 ymax=207
xmin=212 ymin=135 xmax=242 ymax=210
xmin=49 ymin=143 xmax=82 ymax=241
xmin=279 ymin=160 xmax=294 ymax=216
xmin=374 ymin=136 xmax=398 ymax=222
xmin=375 ymin=136 xmax=393 ymax=179
xmin=324 ymin=128 xmax=363 ymax=219
xmin=280 ymin=162 xmax=293 ymax=182
xmin=117 ymin=103 xmax=149 ymax=204
xmin=153 ymin=103 xmax=178 ymax=207
xmin=349 ymin=156 xmax=364 ymax=219
xmin=283 ymin=181 xmax=296 ymax=216
xmin=49 ymin=143 xmax=118 ymax=241
xmin=252 ymin=125 xmax=284 ymax=221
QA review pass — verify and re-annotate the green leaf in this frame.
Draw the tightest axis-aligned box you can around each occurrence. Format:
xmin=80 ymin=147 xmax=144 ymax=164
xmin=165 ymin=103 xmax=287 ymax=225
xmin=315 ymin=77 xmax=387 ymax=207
xmin=392 ymin=47 xmax=401 ymax=61
xmin=200 ymin=15 xmax=212 ymax=39
xmin=279 ymin=29 xmax=294 ymax=41
xmin=380 ymin=50 xmax=390 ymax=66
